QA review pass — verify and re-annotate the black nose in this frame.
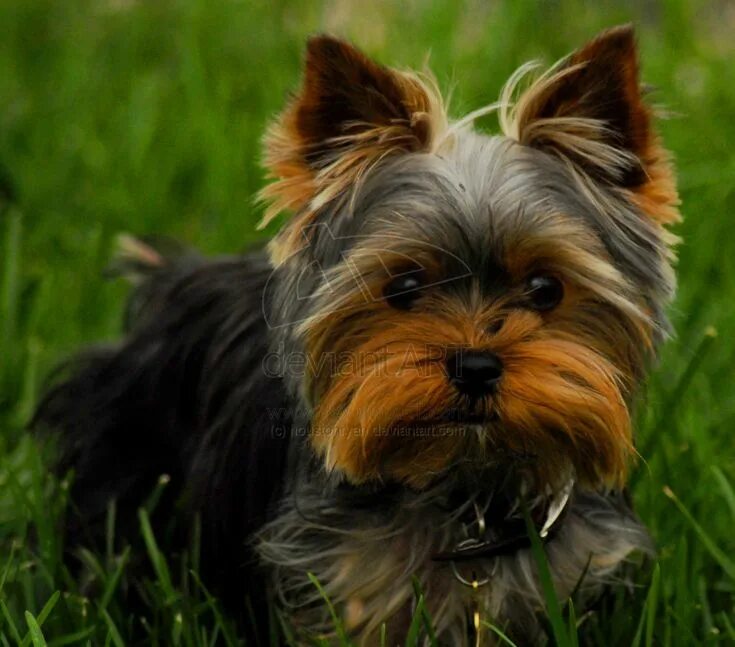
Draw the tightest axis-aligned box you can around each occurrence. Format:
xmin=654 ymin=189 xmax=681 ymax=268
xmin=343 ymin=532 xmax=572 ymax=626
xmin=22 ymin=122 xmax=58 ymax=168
xmin=446 ymin=350 xmax=503 ymax=397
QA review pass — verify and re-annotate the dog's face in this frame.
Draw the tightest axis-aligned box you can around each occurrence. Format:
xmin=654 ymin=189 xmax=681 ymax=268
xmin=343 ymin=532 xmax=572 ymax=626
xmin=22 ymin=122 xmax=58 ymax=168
xmin=261 ymin=27 xmax=679 ymax=493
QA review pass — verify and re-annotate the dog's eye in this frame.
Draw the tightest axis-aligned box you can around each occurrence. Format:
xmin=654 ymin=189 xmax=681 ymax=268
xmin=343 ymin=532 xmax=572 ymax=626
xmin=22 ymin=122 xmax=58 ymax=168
xmin=383 ymin=271 xmax=426 ymax=310
xmin=526 ymin=274 xmax=564 ymax=311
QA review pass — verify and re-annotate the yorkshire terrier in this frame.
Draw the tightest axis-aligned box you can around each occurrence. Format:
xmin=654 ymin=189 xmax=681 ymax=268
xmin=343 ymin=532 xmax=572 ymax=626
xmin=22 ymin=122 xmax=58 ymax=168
xmin=36 ymin=24 xmax=680 ymax=645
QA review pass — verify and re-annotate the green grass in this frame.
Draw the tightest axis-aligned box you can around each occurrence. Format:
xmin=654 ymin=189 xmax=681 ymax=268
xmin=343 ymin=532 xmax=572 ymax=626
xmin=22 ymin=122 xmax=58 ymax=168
xmin=1 ymin=0 xmax=734 ymax=644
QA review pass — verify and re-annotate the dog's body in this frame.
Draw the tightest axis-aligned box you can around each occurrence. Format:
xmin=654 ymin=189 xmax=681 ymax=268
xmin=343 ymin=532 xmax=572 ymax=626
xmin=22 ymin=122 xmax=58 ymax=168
xmin=39 ymin=248 xmax=649 ymax=644
xmin=36 ymin=26 xmax=680 ymax=645
xmin=37 ymin=252 xmax=288 ymax=625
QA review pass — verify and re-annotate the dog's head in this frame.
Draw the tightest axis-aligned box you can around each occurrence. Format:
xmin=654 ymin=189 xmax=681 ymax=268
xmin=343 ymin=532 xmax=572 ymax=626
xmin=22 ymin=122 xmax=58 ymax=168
xmin=260 ymin=26 xmax=679 ymax=493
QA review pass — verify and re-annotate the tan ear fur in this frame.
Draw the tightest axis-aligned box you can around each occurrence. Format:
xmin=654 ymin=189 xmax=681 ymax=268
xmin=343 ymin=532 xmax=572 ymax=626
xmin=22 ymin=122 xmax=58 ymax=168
xmin=500 ymin=25 xmax=679 ymax=226
xmin=259 ymin=35 xmax=447 ymax=263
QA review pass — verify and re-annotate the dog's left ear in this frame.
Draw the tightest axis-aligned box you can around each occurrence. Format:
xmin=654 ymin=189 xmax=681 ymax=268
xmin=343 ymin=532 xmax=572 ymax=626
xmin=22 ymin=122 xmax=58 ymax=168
xmin=260 ymin=35 xmax=446 ymax=239
xmin=504 ymin=25 xmax=679 ymax=225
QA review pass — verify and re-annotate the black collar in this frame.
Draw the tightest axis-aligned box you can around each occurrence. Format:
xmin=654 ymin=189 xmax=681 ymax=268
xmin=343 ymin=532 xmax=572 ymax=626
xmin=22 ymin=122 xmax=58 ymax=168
xmin=432 ymin=480 xmax=573 ymax=563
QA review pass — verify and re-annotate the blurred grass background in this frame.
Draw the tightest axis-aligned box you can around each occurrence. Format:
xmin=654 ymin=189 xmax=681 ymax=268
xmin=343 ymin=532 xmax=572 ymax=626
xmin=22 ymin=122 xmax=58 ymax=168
xmin=1 ymin=0 xmax=734 ymax=644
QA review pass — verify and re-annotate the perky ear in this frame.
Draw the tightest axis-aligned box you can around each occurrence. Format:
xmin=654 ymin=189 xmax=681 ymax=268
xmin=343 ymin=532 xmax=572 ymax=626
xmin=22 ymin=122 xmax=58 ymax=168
xmin=502 ymin=25 xmax=679 ymax=225
xmin=259 ymin=36 xmax=446 ymax=236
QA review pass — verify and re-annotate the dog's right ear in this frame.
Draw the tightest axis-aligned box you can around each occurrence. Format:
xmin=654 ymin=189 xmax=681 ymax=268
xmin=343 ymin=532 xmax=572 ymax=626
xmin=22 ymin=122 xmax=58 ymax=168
xmin=259 ymin=35 xmax=445 ymax=259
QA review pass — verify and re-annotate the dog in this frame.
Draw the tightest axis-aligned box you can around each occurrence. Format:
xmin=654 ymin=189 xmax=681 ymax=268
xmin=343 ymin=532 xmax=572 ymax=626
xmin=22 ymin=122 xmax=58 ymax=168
xmin=35 ymin=24 xmax=680 ymax=645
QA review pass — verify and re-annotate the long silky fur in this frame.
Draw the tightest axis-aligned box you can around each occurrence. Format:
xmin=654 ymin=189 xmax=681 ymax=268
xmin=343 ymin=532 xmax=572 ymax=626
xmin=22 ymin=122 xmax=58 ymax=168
xmin=257 ymin=479 xmax=651 ymax=646
xmin=34 ymin=250 xmax=291 ymax=640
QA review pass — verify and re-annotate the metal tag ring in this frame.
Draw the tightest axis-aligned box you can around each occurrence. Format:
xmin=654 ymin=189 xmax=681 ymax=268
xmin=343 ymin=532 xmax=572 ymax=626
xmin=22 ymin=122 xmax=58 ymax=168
xmin=449 ymin=539 xmax=490 ymax=587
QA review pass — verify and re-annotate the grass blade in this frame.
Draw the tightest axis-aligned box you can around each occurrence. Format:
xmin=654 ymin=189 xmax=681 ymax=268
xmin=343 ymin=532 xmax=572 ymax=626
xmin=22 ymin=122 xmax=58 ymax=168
xmin=189 ymin=570 xmax=239 ymax=647
xmin=105 ymin=501 xmax=117 ymax=567
xmin=20 ymin=591 xmax=60 ymax=647
xmin=521 ymin=500 xmax=570 ymax=647
xmin=567 ymin=599 xmax=578 ymax=647
xmin=100 ymin=610 xmax=125 ymax=647
xmin=0 ymin=601 xmax=21 ymax=644
xmin=663 ymin=486 xmax=735 ymax=579
xmin=711 ymin=466 xmax=735 ymax=519
xmin=645 ymin=564 xmax=660 ymax=647
xmin=410 ymin=578 xmax=437 ymax=646
xmin=47 ymin=627 xmax=96 ymax=646
xmin=660 ymin=327 xmax=717 ymax=423
xmin=481 ymin=622 xmax=519 ymax=646
xmin=698 ymin=575 xmax=716 ymax=637
xmin=307 ymin=573 xmax=350 ymax=645
xmin=99 ymin=547 xmax=130 ymax=612
xmin=36 ymin=592 xmax=60 ymax=628
xmin=138 ymin=507 xmax=176 ymax=603
xmin=636 ymin=327 xmax=717 ymax=474
xmin=1 ymin=209 xmax=21 ymax=361
xmin=0 ymin=542 xmax=17 ymax=597
xmin=404 ymin=594 xmax=425 ymax=647
xmin=23 ymin=611 xmax=47 ymax=647
xmin=719 ymin=611 xmax=735 ymax=640
xmin=144 ymin=474 xmax=171 ymax=516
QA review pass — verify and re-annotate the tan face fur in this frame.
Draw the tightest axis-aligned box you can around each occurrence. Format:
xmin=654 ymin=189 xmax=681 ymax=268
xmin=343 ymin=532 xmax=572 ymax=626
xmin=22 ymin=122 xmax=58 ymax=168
xmin=261 ymin=26 xmax=679 ymax=494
